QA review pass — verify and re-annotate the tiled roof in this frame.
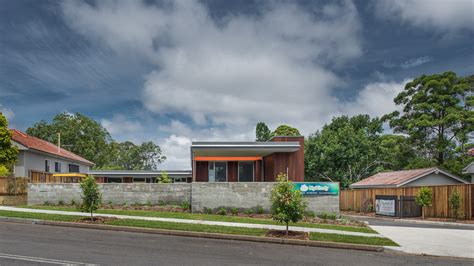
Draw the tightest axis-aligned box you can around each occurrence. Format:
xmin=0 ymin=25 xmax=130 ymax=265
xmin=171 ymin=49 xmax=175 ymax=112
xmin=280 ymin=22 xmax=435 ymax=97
xmin=350 ymin=168 xmax=438 ymax=188
xmin=10 ymin=129 xmax=94 ymax=166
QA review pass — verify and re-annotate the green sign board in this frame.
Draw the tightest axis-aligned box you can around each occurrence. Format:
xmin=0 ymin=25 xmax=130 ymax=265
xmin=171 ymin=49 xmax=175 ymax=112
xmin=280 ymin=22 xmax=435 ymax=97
xmin=293 ymin=183 xmax=339 ymax=196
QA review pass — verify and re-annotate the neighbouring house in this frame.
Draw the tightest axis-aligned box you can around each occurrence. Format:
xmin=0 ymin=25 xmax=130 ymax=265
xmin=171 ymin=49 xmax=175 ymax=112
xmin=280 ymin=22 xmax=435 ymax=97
xmin=464 ymin=162 xmax=474 ymax=183
xmin=191 ymin=136 xmax=304 ymax=182
xmin=349 ymin=167 xmax=469 ymax=189
xmin=10 ymin=129 xmax=94 ymax=179
xmin=89 ymin=170 xmax=192 ymax=183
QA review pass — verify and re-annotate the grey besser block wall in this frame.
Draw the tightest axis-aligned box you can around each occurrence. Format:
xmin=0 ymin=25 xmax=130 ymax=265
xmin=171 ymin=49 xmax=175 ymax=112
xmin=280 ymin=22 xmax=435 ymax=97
xmin=27 ymin=183 xmax=191 ymax=205
xmin=28 ymin=183 xmax=339 ymax=214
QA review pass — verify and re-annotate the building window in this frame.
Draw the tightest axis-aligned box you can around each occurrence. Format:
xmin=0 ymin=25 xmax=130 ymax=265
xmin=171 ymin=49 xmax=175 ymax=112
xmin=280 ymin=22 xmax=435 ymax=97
xmin=107 ymin=177 xmax=122 ymax=183
xmin=68 ymin=164 xmax=79 ymax=173
xmin=208 ymin=161 xmax=227 ymax=182
xmin=238 ymin=161 xmax=254 ymax=182
xmin=55 ymin=162 xmax=61 ymax=172
xmin=133 ymin=177 xmax=146 ymax=183
xmin=44 ymin=160 xmax=50 ymax=172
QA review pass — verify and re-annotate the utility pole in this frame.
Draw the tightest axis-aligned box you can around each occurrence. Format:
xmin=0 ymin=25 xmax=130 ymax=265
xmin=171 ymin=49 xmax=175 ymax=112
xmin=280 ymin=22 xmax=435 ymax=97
xmin=57 ymin=132 xmax=61 ymax=153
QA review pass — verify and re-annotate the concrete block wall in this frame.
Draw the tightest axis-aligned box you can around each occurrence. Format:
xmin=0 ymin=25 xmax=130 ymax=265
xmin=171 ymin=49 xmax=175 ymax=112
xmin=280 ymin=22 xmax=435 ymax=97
xmin=28 ymin=183 xmax=339 ymax=214
xmin=27 ymin=183 xmax=191 ymax=205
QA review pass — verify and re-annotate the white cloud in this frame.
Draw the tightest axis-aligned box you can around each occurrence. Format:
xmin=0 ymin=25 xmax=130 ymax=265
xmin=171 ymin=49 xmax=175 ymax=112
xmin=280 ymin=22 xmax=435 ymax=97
xmin=101 ymin=114 xmax=143 ymax=136
xmin=61 ymin=1 xmax=409 ymax=169
xmin=0 ymin=105 xmax=15 ymax=120
xmin=373 ymin=0 xmax=474 ymax=32
xmin=343 ymin=79 xmax=409 ymax=118
xmin=383 ymin=56 xmax=433 ymax=69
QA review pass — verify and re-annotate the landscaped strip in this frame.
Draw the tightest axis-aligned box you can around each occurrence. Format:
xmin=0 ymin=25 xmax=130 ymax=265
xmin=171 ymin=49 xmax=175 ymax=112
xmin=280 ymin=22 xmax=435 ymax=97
xmin=0 ymin=210 xmax=395 ymax=247
xmin=18 ymin=205 xmax=376 ymax=234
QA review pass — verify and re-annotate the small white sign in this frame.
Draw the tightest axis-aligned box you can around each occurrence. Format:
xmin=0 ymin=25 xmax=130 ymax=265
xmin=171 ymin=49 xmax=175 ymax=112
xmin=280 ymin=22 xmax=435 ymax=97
xmin=376 ymin=199 xmax=396 ymax=216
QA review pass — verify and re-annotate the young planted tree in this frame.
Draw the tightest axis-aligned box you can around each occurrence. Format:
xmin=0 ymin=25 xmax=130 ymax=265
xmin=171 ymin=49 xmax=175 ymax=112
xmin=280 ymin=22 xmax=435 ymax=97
xmin=271 ymin=173 xmax=307 ymax=235
xmin=156 ymin=171 xmax=172 ymax=183
xmin=80 ymin=175 xmax=102 ymax=220
xmin=415 ymin=187 xmax=432 ymax=219
xmin=449 ymin=191 xmax=462 ymax=220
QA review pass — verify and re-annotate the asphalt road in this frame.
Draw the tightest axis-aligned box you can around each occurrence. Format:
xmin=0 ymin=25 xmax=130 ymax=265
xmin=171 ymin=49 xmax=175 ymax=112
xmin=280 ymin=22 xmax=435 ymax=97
xmin=0 ymin=222 xmax=472 ymax=266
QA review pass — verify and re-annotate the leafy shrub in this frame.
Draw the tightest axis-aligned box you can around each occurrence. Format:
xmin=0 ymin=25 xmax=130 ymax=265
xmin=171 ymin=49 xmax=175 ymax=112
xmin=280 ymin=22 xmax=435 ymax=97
xmin=58 ymin=200 xmax=64 ymax=206
xmin=304 ymin=211 xmax=316 ymax=218
xmin=146 ymin=200 xmax=152 ymax=206
xmin=317 ymin=212 xmax=337 ymax=220
xmin=0 ymin=165 xmax=9 ymax=176
xmin=156 ymin=172 xmax=172 ymax=183
xmin=217 ymin=207 xmax=227 ymax=215
xmin=107 ymin=200 xmax=113 ymax=205
xmin=203 ymin=207 xmax=213 ymax=214
xmin=43 ymin=201 xmax=51 ymax=206
xmin=415 ymin=187 xmax=432 ymax=219
xmin=244 ymin=209 xmax=254 ymax=215
xmin=256 ymin=205 xmax=264 ymax=214
xmin=230 ymin=207 xmax=239 ymax=215
xmin=271 ymin=173 xmax=307 ymax=235
xmin=181 ymin=200 xmax=191 ymax=210
xmin=158 ymin=200 xmax=166 ymax=206
xmin=449 ymin=191 xmax=462 ymax=220
xmin=70 ymin=199 xmax=77 ymax=206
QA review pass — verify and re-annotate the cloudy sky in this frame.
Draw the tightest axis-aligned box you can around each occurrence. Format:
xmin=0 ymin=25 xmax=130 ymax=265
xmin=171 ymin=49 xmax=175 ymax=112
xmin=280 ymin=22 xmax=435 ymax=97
xmin=1 ymin=0 xmax=473 ymax=169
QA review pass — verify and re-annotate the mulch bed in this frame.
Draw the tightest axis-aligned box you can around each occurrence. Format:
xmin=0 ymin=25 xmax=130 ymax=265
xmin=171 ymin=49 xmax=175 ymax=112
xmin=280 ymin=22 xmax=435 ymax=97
xmin=101 ymin=204 xmax=189 ymax=213
xmin=266 ymin=230 xmax=309 ymax=240
xmin=75 ymin=216 xmax=119 ymax=224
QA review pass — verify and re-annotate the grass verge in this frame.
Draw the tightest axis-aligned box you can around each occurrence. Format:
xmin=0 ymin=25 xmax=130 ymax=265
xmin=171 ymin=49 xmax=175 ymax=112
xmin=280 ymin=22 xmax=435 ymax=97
xmin=309 ymin=232 xmax=399 ymax=246
xmin=18 ymin=205 xmax=376 ymax=234
xmin=0 ymin=210 xmax=395 ymax=246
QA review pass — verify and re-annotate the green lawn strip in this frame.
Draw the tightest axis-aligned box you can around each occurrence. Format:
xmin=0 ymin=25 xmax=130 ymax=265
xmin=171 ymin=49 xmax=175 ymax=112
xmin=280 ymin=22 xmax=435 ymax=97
xmin=0 ymin=210 xmax=81 ymax=222
xmin=17 ymin=205 xmax=376 ymax=234
xmin=0 ymin=210 xmax=395 ymax=246
xmin=105 ymin=219 xmax=268 ymax=236
xmin=309 ymin=232 xmax=399 ymax=246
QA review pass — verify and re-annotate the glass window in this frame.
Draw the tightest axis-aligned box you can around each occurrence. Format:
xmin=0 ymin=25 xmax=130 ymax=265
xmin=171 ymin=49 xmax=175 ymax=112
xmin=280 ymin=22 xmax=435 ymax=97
xmin=239 ymin=161 xmax=254 ymax=182
xmin=55 ymin=162 xmax=61 ymax=172
xmin=68 ymin=164 xmax=79 ymax=173
xmin=133 ymin=178 xmax=146 ymax=183
xmin=107 ymin=177 xmax=122 ymax=183
xmin=208 ymin=161 xmax=226 ymax=182
xmin=44 ymin=160 xmax=50 ymax=172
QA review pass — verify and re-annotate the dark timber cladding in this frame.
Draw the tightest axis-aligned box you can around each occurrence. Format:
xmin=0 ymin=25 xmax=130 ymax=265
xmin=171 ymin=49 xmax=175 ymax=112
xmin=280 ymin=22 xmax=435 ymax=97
xmin=264 ymin=136 xmax=304 ymax=182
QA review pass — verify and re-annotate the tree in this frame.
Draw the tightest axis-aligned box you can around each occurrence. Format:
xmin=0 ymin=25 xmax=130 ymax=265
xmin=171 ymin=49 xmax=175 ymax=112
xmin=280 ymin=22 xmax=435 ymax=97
xmin=156 ymin=171 xmax=171 ymax=183
xmin=272 ymin=125 xmax=301 ymax=137
xmin=385 ymin=72 xmax=473 ymax=166
xmin=102 ymin=141 xmax=166 ymax=170
xmin=0 ymin=165 xmax=9 ymax=176
xmin=80 ymin=175 xmax=102 ymax=220
xmin=256 ymin=122 xmax=272 ymax=141
xmin=27 ymin=112 xmax=112 ymax=168
xmin=449 ymin=190 xmax=462 ymax=220
xmin=305 ymin=115 xmax=386 ymax=187
xmin=270 ymin=173 xmax=307 ymax=235
xmin=0 ymin=112 xmax=18 ymax=170
xmin=415 ymin=187 xmax=432 ymax=219
xmin=139 ymin=141 xmax=166 ymax=170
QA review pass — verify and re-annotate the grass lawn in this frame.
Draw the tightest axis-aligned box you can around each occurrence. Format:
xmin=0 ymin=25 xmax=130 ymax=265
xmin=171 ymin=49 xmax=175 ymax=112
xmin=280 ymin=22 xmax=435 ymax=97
xmin=18 ymin=205 xmax=376 ymax=234
xmin=309 ymin=232 xmax=399 ymax=246
xmin=0 ymin=210 xmax=396 ymax=246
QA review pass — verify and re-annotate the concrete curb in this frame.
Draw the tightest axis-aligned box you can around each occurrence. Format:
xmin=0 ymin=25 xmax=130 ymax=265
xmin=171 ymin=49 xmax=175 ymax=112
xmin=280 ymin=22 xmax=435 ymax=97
xmin=0 ymin=216 xmax=383 ymax=252
xmin=343 ymin=214 xmax=474 ymax=228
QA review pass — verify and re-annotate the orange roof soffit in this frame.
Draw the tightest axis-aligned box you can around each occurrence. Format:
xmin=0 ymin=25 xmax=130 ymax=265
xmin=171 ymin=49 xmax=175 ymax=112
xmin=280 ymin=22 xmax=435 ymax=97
xmin=194 ymin=156 xmax=262 ymax=161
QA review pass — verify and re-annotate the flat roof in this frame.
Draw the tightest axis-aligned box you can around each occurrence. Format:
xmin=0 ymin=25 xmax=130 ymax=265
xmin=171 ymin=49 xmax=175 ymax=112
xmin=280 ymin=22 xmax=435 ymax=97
xmin=88 ymin=170 xmax=191 ymax=178
xmin=191 ymin=141 xmax=300 ymax=157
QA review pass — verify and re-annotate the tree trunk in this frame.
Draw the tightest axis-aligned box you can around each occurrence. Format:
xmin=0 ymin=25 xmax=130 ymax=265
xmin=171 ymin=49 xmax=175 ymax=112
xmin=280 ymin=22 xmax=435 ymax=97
xmin=286 ymin=223 xmax=289 ymax=236
xmin=91 ymin=209 xmax=93 ymax=221
xmin=422 ymin=207 xmax=425 ymax=219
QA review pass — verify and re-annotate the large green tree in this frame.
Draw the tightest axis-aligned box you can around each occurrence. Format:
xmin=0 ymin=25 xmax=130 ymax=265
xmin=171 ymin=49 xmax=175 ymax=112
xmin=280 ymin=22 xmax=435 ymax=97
xmin=272 ymin=125 xmax=301 ymax=137
xmin=385 ymin=72 xmax=473 ymax=166
xmin=101 ymin=141 xmax=165 ymax=170
xmin=0 ymin=112 xmax=18 ymax=170
xmin=27 ymin=112 xmax=112 ymax=168
xmin=305 ymin=115 xmax=388 ymax=187
xmin=255 ymin=122 xmax=272 ymax=141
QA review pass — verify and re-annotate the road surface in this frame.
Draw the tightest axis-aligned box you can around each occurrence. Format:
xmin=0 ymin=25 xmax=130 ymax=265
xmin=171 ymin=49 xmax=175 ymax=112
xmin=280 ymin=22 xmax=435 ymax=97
xmin=0 ymin=221 xmax=472 ymax=265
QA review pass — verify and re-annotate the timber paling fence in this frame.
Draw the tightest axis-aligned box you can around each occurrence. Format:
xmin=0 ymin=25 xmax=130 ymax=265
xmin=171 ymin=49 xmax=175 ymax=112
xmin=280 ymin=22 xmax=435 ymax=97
xmin=340 ymin=184 xmax=474 ymax=219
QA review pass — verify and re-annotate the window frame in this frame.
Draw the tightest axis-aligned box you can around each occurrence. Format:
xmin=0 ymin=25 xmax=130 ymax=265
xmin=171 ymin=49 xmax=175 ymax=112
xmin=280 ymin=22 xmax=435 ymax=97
xmin=238 ymin=161 xmax=254 ymax=182
xmin=44 ymin=160 xmax=50 ymax=173
xmin=208 ymin=161 xmax=227 ymax=182
xmin=54 ymin=162 xmax=61 ymax=173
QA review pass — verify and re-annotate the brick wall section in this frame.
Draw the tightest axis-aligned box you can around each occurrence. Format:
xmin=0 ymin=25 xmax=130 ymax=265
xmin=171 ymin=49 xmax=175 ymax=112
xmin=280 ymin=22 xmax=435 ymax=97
xmin=27 ymin=183 xmax=339 ymax=214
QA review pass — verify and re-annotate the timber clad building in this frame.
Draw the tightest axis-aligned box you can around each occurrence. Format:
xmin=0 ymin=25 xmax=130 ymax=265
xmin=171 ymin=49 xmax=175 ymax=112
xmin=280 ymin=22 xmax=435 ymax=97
xmin=191 ymin=136 xmax=304 ymax=182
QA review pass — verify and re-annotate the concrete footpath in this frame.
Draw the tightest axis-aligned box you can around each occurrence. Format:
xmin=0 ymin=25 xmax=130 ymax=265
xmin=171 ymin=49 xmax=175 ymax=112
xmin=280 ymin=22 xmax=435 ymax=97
xmin=0 ymin=206 xmax=380 ymax=238
xmin=372 ymin=225 xmax=474 ymax=259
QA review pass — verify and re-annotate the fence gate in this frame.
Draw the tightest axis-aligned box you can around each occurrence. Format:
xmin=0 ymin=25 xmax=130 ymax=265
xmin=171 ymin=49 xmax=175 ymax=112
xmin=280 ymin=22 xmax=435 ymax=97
xmin=375 ymin=195 xmax=421 ymax=218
